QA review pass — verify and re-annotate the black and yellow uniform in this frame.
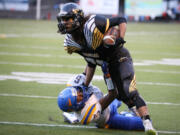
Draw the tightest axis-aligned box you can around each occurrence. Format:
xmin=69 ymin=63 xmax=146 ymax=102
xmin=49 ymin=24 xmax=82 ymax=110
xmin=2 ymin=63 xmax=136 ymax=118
xmin=64 ymin=15 xmax=146 ymax=109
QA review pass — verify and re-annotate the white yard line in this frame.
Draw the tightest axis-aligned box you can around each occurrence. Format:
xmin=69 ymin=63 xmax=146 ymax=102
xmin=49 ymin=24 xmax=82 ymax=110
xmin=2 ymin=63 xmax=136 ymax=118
xmin=1 ymin=52 xmax=180 ymax=66
xmin=0 ymin=93 xmax=56 ymax=99
xmin=131 ymin=51 xmax=180 ymax=57
xmin=0 ymin=121 xmax=179 ymax=134
xmin=0 ymin=44 xmax=180 ymax=56
xmin=135 ymin=69 xmax=180 ymax=74
xmin=1 ymin=31 xmax=179 ymax=37
xmin=0 ymin=93 xmax=179 ymax=106
xmin=0 ymin=121 xmax=96 ymax=128
xmin=0 ymin=44 xmax=62 ymax=50
xmin=0 ymin=71 xmax=180 ymax=87
xmin=0 ymin=52 xmax=81 ymax=59
xmin=0 ymin=60 xmax=180 ymax=73
xmin=138 ymin=82 xmax=180 ymax=87
xmin=0 ymin=61 xmax=85 ymax=69
xmin=0 ymin=33 xmax=60 ymax=38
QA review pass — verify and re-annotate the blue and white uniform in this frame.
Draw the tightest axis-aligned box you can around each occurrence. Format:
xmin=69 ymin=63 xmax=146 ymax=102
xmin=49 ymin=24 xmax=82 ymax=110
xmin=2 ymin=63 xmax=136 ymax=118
xmin=63 ymin=74 xmax=144 ymax=130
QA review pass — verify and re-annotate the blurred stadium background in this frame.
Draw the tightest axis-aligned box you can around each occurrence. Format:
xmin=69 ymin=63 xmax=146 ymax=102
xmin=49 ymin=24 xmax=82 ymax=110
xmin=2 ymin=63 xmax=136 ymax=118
xmin=0 ymin=0 xmax=180 ymax=135
xmin=0 ymin=0 xmax=180 ymax=21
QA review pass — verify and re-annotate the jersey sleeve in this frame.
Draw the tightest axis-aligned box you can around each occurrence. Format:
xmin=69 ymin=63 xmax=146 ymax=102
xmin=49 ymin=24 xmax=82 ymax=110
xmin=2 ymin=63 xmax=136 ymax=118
xmin=95 ymin=15 xmax=110 ymax=34
xmin=109 ymin=16 xmax=127 ymax=27
xmin=80 ymin=95 xmax=102 ymax=125
xmin=95 ymin=15 xmax=127 ymax=34
xmin=64 ymin=34 xmax=82 ymax=54
xmin=87 ymin=15 xmax=110 ymax=50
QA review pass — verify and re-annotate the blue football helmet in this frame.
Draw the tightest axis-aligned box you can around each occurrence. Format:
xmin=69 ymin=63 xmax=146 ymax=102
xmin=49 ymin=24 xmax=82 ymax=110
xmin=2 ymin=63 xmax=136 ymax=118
xmin=57 ymin=86 xmax=89 ymax=112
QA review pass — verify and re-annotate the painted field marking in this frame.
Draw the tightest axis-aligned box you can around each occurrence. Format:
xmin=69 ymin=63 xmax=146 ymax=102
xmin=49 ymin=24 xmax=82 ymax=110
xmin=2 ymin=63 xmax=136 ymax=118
xmin=0 ymin=61 xmax=85 ymax=69
xmin=135 ymin=69 xmax=180 ymax=74
xmin=0 ymin=72 xmax=180 ymax=87
xmin=0 ymin=93 xmax=179 ymax=106
xmin=0 ymin=44 xmax=62 ymax=50
xmin=0 ymin=121 xmax=95 ymax=128
xmin=0 ymin=52 xmax=81 ymax=59
xmin=1 ymin=50 xmax=180 ymax=66
xmin=0 ymin=43 xmax=180 ymax=57
xmin=0 ymin=93 xmax=56 ymax=99
xmin=1 ymin=31 xmax=179 ymax=38
xmin=1 ymin=51 xmax=180 ymax=64
xmin=0 ymin=33 xmax=60 ymax=38
xmin=0 ymin=58 xmax=180 ymax=74
xmin=0 ymin=121 xmax=179 ymax=134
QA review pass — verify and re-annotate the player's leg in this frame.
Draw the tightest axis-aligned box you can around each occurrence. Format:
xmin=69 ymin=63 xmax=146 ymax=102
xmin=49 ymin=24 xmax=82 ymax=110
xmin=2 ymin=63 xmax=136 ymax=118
xmin=109 ymin=58 xmax=157 ymax=135
xmin=106 ymin=112 xmax=144 ymax=130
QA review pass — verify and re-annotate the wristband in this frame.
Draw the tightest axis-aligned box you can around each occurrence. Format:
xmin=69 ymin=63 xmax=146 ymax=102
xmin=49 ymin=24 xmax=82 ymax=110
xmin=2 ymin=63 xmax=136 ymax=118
xmin=105 ymin=78 xmax=114 ymax=90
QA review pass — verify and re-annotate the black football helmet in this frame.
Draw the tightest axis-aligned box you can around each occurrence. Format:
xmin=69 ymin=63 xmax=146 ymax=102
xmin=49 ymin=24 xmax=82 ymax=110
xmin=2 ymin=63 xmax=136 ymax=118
xmin=57 ymin=3 xmax=84 ymax=34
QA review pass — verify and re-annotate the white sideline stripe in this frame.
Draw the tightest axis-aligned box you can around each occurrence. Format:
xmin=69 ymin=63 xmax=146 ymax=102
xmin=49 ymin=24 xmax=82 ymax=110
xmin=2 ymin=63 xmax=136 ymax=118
xmin=0 ymin=93 xmax=56 ymax=99
xmin=0 ymin=44 xmax=180 ymax=57
xmin=158 ymin=130 xmax=180 ymax=134
xmin=135 ymin=69 xmax=180 ymax=74
xmin=0 ymin=33 xmax=61 ymax=38
xmin=0 ymin=44 xmax=62 ymax=51
xmin=0 ymin=71 xmax=180 ymax=87
xmin=138 ymin=82 xmax=180 ymax=87
xmin=0 ymin=61 xmax=85 ymax=69
xmin=146 ymin=101 xmax=180 ymax=106
xmin=0 ymin=52 xmax=81 ymax=59
xmin=0 ymin=60 xmax=180 ymax=72
xmin=0 ymin=121 xmax=96 ymax=129
xmin=0 ymin=121 xmax=179 ymax=134
xmin=2 ymin=51 xmax=180 ymax=66
xmin=0 ymin=93 xmax=180 ymax=106
xmin=1 ymin=31 xmax=179 ymax=37
xmin=1 ymin=52 xmax=180 ymax=67
xmin=131 ymin=51 xmax=180 ymax=57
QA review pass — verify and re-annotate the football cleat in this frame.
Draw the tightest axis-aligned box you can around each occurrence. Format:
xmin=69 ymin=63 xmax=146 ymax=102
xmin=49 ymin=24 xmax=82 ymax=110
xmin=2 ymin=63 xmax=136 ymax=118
xmin=143 ymin=119 xmax=158 ymax=135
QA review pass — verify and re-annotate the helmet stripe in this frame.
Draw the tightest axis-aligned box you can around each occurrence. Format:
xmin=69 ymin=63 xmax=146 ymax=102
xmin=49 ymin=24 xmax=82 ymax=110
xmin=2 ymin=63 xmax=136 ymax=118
xmin=68 ymin=98 xmax=72 ymax=107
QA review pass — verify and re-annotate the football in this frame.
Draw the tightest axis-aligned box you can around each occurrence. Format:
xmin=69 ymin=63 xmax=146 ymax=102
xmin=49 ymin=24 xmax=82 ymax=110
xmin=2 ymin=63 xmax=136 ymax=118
xmin=103 ymin=26 xmax=120 ymax=45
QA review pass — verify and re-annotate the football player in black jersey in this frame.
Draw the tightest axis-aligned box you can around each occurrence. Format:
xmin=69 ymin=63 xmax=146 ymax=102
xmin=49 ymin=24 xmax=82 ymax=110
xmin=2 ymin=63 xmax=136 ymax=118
xmin=57 ymin=3 xmax=157 ymax=135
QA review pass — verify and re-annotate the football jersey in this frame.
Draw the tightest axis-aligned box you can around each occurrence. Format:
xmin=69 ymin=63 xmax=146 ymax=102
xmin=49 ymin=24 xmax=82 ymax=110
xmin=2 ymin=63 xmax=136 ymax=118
xmin=64 ymin=15 xmax=112 ymax=66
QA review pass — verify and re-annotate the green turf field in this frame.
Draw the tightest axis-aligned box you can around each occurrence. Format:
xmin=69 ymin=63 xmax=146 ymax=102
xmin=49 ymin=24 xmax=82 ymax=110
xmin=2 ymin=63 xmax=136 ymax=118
xmin=0 ymin=19 xmax=180 ymax=135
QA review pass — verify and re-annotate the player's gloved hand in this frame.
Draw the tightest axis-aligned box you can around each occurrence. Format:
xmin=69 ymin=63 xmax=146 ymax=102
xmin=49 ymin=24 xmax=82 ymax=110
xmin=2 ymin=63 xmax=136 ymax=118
xmin=115 ymin=37 xmax=126 ymax=47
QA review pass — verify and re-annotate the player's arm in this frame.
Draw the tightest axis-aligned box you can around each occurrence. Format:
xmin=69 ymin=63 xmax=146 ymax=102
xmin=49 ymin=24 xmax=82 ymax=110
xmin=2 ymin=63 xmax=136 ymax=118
xmin=109 ymin=16 xmax=127 ymax=38
xmin=99 ymin=62 xmax=117 ymax=111
xmin=95 ymin=15 xmax=126 ymax=35
xmin=95 ymin=15 xmax=126 ymax=46
xmin=99 ymin=90 xmax=117 ymax=111
xmin=83 ymin=63 xmax=96 ymax=87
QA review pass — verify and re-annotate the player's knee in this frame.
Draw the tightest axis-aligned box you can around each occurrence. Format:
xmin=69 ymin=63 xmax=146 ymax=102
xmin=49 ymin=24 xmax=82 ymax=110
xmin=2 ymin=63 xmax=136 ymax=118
xmin=124 ymin=91 xmax=146 ymax=109
xmin=129 ymin=91 xmax=146 ymax=109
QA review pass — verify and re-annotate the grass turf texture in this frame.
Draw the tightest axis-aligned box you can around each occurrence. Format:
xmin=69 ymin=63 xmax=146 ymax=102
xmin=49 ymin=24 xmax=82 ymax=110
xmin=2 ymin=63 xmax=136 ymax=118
xmin=0 ymin=19 xmax=180 ymax=135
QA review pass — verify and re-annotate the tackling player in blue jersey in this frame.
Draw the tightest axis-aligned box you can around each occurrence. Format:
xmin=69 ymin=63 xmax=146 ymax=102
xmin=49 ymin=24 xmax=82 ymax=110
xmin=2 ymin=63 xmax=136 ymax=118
xmin=57 ymin=2 xmax=157 ymax=135
xmin=58 ymin=73 xmax=144 ymax=130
